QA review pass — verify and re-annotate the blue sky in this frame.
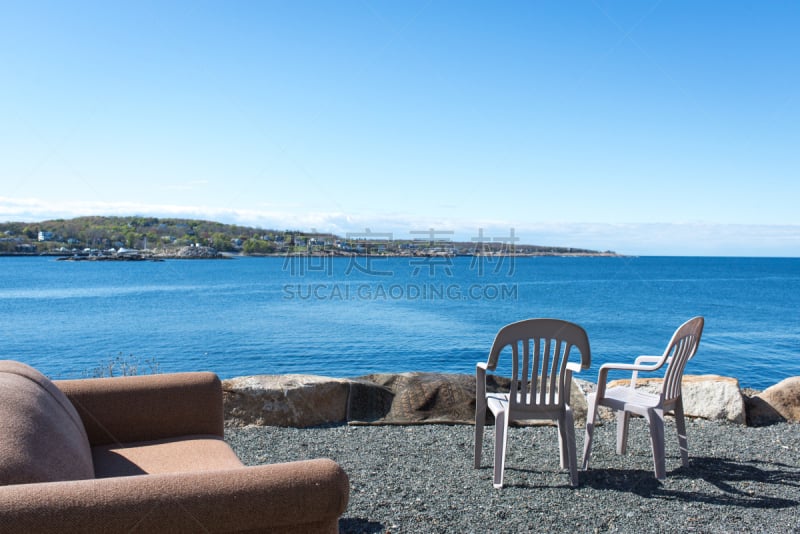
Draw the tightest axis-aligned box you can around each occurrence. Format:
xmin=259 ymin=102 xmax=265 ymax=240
xmin=1 ymin=1 xmax=798 ymax=256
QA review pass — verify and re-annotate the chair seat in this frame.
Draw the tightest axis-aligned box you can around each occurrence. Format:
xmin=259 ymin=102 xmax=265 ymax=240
xmin=92 ymin=435 xmax=244 ymax=478
xmin=487 ymin=392 xmax=564 ymax=415
xmin=595 ymin=386 xmax=661 ymax=411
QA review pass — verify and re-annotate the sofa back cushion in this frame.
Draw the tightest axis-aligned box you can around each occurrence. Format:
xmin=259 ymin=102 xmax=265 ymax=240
xmin=0 ymin=360 xmax=94 ymax=485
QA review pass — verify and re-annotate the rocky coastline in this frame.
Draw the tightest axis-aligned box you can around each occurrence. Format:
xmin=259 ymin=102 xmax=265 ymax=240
xmin=54 ymin=245 xmax=230 ymax=261
xmin=18 ymin=248 xmax=620 ymax=260
xmin=222 ymin=372 xmax=800 ymax=429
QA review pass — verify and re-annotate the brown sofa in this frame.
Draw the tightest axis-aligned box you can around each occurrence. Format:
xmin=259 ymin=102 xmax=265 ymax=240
xmin=0 ymin=360 xmax=349 ymax=533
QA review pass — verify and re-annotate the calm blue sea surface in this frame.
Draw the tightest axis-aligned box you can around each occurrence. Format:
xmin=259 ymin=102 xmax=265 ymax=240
xmin=1 ymin=255 xmax=798 ymax=390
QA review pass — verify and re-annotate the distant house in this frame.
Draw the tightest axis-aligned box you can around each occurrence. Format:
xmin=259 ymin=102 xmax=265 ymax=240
xmin=38 ymin=231 xmax=54 ymax=241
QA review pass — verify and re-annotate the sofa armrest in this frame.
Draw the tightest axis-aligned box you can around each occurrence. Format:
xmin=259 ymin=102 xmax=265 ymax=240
xmin=55 ymin=372 xmax=223 ymax=446
xmin=0 ymin=458 xmax=349 ymax=534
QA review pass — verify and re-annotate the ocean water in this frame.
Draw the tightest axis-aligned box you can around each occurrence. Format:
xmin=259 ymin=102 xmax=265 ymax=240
xmin=0 ymin=255 xmax=798 ymax=390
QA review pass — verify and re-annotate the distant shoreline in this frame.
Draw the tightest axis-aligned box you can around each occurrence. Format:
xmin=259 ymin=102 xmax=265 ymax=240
xmin=0 ymin=216 xmax=619 ymax=258
xmin=0 ymin=250 xmax=625 ymax=259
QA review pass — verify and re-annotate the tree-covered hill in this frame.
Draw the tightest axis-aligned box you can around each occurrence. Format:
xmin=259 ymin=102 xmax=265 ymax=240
xmin=0 ymin=216 xmax=613 ymax=256
xmin=0 ymin=216 xmax=299 ymax=254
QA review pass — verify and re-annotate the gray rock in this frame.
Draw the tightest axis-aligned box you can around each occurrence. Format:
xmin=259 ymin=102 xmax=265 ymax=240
xmin=748 ymin=376 xmax=800 ymax=425
xmin=165 ymin=245 xmax=224 ymax=258
xmin=347 ymin=372 xmax=472 ymax=425
xmin=348 ymin=372 xmax=590 ymax=426
xmin=605 ymin=374 xmax=746 ymax=424
xmin=222 ymin=375 xmax=350 ymax=427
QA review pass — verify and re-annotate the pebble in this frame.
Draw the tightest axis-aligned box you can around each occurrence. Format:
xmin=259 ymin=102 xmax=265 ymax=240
xmin=226 ymin=419 xmax=800 ymax=533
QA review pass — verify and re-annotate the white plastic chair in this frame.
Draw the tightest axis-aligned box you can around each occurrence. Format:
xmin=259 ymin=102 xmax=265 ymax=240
xmin=581 ymin=316 xmax=704 ymax=480
xmin=474 ymin=319 xmax=591 ymax=488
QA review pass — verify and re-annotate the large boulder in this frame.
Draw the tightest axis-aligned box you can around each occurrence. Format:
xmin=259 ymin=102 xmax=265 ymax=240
xmin=747 ymin=377 xmax=800 ymax=426
xmin=348 ymin=372 xmax=590 ymax=427
xmin=347 ymin=372 xmax=474 ymax=425
xmin=604 ymin=374 xmax=746 ymax=424
xmin=222 ymin=375 xmax=350 ymax=427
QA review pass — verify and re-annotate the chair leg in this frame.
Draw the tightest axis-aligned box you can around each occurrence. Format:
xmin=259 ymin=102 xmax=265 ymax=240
xmin=616 ymin=411 xmax=630 ymax=455
xmin=674 ymin=399 xmax=689 ymax=467
xmin=581 ymin=394 xmax=597 ymax=470
xmin=557 ymin=414 xmax=569 ymax=469
xmin=493 ymin=410 xmax=510 ymax=489
xmin=564 ymin=406 xmax=578 ymax=487
xmin=474 ymin=404 xmax=485 ymax=469
xmin=647 ymin=408 xmax=666 ymax=480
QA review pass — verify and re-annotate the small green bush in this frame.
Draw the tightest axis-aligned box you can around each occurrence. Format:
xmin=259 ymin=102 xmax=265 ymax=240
xmin=85 ymin=353 xmax=161 ymax=378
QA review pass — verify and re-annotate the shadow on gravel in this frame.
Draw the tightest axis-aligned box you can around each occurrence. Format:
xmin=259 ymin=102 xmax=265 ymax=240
xmin=486 ymin=466 xmax=579 ymax=490
xmin=581 ymin=456 xmax=800 ymax=509
xmin=339 ymin=517 xmax=384 ymax=533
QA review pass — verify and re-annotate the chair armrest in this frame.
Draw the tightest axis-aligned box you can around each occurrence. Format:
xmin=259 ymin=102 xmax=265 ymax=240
xmin=596 ymin=362 xmax=649 ymax=382
xmin=0 ymin=459 xmax=349 ymax=534
xmin=596 ymin=360 xmax=666 ymax=381
xmin=564 ymin=362 xmax=583 ymax=396
xmin=55 ymin=372 xmax=223 ymax=446
xmin=476 ymin=362 xmax=488 ymax=399
xmin=633 ymin=355 xmax=665 ymax=365
xmin=630 ymin=355 xmax=669 ymax=385
xmin=595 ymin=360 xmax=666 ymax=399
xmin=566 ymin=362 xmax=583 ymax=373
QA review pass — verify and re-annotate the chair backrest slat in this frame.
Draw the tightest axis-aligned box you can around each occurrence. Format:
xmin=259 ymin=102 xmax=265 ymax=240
xmin=539 ymin=338 xmax=551 ymax=405
xmin=520 ymin=340 xmax=530 ymax=403
xmin=553 ymin=343 xmax=571 ymax=404
xmin=529 ymin=340 xmax=538 ymax=402
xmin=511 ymin=341 xmax=520 ymax=401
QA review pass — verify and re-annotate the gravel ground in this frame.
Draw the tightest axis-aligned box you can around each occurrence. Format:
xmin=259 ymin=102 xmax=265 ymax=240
xmin=226 ymin=419 xmax=800 ymax=533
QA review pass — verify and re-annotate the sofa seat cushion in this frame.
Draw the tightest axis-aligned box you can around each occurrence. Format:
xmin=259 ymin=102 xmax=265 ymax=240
xmin=92 ymin=435 xmax=244 ymax=478
xmin=0 ymin=360 xmax=94 ymax=486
